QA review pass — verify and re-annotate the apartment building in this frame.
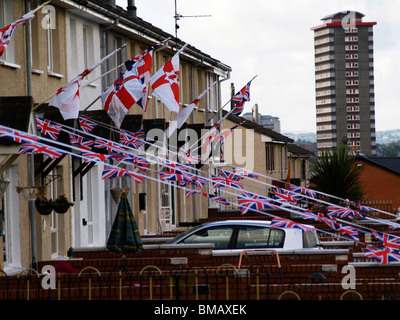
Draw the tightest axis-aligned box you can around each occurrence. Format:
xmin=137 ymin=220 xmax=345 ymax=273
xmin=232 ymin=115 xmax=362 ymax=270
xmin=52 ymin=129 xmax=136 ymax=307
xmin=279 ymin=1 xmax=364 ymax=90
xmin=311 ymin=11 xmax=377 ymax=156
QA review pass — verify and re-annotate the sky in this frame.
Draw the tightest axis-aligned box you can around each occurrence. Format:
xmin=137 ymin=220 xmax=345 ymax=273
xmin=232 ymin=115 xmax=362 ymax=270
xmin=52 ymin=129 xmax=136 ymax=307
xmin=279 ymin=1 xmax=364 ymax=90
xmin=116 ymin=0 xmax=400 ymax=133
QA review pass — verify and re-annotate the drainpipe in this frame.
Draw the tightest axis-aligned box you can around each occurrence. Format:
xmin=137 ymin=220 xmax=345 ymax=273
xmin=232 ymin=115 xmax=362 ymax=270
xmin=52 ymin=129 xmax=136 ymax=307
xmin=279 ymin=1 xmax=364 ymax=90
xmin=25 ymin=0 xmax=37 ymax=270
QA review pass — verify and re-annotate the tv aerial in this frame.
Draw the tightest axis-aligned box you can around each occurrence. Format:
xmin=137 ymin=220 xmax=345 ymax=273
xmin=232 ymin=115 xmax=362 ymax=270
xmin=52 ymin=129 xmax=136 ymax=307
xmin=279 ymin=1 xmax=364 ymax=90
xmin=174 ymin=0 xmax=211 ymax=39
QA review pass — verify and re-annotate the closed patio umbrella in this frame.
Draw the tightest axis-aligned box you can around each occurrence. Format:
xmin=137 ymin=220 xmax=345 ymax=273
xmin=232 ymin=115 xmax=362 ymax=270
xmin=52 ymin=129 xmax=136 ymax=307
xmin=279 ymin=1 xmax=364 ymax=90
xmin=107 ymin=192 xmax=143 ymax=262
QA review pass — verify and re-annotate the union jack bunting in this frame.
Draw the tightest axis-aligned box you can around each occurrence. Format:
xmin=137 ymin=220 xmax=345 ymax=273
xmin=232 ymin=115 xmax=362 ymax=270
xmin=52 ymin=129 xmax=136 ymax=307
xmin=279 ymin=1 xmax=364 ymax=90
xmin=237 ymin=191 xmax=277 ymax=214
xmin=269 ymin=218 xmax=314 ymax=232
xmin=213 ymin=120 xmax=246 ymax=157
xmin=159 ymin=171 xmax=186 ymax=181
xmin=220 ymin=169 xmax=243 ymax=182
xmin=0 ymin=127 xmax=38 ymax=143
xmin=19 ymin=142 xmax=64 ymax=159
xmin=35 ymin=117 xmax=62 ymax=140
xmin=123 ymin=154 xmax=149 ymax=172
xmin=79 ymin=116 xmax=97 ymax=133
xmin=102 ymin=167 xmax=144 ymax=183
xmin=232 ymin=167 xmax=259 ymax=179
xmin=230 ymin=80 xmax=252 ymax=116
xmin=119 ymin=129 xmax=146 ymax=149
xmin=190 ymin=175 xmax=208 ymax=188
xmin=185 ymin=189 xmax=202 ymax=198
xmin=212 ymin=175 xmax=243 ymax=190
xmin=299 ymin=210 xmax=323 ymax=221
xmin=326 ymin=206 xmax=365 ymax=220
xmin=289 ymin=184 xmax=317 ymax=199
xmin=371 ymin=230 xmax=400 ymax=251
xmin=81 ymin=151 xmax=111 ymax=163
xmin=272 ymin=187 xmax=301 ymax=203
xmin=94 ymin=138 xmax=125 ymax=153
xmin=208 ymin=194 xmax=230 ymax=206
xmin=332 ymin=222 xmax=359 ymax=241
xmin=178 ymin=149 xmax=201 ymax=165
xmin=68 ymin=133 xmax=94 ymax=151
xmin=364 ymin=245 xmax=400 ymax=265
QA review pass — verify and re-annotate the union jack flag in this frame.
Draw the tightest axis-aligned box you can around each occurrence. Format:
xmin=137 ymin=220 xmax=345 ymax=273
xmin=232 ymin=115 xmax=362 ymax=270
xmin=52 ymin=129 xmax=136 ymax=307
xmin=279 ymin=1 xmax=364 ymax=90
xmin=81 ymin=151 xmax=111 ymax=163
xmin=159 ymin=171 xmax=186 ymax=181
xmin=212 ymin=175 xmax=243 ymax=190
xmin=237 ymin=191 xmax=277 ymax=214
xmin=178 ymin=149 xmax=201 ymax=165
xmin=232 ymin=167 xmax=259 ymax=179
xmin=123 ymin=154 xmax=149 ymax=172
xmin=208 ymin=194 xmax=230 ymax=206
xmin=326 ymin=206 xmax=365 ymax=219
xmin=213 ymin=120 xmax=246 ymax=156
xmin=185 ymin=189 xmax=202 ymax=198
xmin=230 ymin=80 xmax=252 ymax=116
xmin=270 ymin=218 xmax=314 ymax=232
xmin=220 ymin=169 xmax=243 ymax=182
xmin=272 ymin=187 xmax=302 ymax=203
xmin=371 ymin=230 xmax=400 ymax=251
xmin=364 ymin=245 xmax=400 ymax=265
xmin=68 ymin=133 xmax=94 ymax=151
xmin=119 ymin=129 xmax=146 ymax=149
xmin=190 ymin=175 xmax=208 ymax=188
xmin=79 ymin=115 xmax=97 ymax=133
xmin=332 ymin=222 xmax=359 ymax=241
xmin=35 ymin=117 xmax=62 ymax=140
xmin=0 ymin=127 xmax=38 ymax=143
xmin=289 ymin=184 xmax=317 ymax=199
xmin=94 ymin=138 xmax=125 ymax=153
xmin=102 ymin=167 xmax=144 ymax=183
xmin=19 ymin=142 xmax=64 ymax=159
xmin=299 ymin=210 xmax=323 ymax=221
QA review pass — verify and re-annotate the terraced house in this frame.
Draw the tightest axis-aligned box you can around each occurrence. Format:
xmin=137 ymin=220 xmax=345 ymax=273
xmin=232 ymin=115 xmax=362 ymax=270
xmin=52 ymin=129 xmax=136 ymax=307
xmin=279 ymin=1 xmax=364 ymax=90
xmin=0 ymin=0 xmax=312 ymax=274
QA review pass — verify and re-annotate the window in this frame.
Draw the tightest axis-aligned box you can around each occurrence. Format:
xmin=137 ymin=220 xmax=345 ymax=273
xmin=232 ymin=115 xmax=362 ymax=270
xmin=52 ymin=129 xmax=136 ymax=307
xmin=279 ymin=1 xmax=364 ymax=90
xmin=265 ymin=144 xmax=275 ymax=172
xmin=181 ymin=226 xmax=235 ymax=249
xmin=236 ymin=226 xmax=284 ymax=249
xmin=45 ymin=7 xmax=62 ymax=75
xmin=0 ymin=0 xmax=16 ymax=64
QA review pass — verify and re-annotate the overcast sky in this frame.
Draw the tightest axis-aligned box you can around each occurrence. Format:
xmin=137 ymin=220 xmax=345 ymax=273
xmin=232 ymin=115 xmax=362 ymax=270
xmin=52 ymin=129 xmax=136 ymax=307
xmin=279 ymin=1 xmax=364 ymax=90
xmin=116 ymin=0 xmax=400 ymax=133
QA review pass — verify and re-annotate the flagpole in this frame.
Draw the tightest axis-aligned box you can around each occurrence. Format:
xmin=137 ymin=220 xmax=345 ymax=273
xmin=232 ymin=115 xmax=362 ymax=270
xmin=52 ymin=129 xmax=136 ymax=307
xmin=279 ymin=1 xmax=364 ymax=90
xmin=208 ymin=75 xmax=257 ymax=123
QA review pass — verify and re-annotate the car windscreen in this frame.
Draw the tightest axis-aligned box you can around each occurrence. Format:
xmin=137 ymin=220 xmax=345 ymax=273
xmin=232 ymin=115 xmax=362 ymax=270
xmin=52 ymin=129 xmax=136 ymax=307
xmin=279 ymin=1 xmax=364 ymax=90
xmin=235 ymin=226 xmax=285 ymax=249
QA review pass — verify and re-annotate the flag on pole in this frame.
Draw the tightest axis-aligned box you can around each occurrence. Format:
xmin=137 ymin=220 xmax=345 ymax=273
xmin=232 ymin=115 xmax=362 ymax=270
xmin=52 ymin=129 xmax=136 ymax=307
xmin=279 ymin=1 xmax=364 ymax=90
xmin=50 ymin=44 xmax=127 ymax=120
xmin=166 ymin=81 xmax=217 ymax=138
xmin=213 ymin=120 xmax=246 ymax=157
xmin=0 ymin=7 xmax=37 ymax=57
xmin=102 ymin=63 xmax=146 ymax=128
xmin=150 ymin=44 xmax=188 ymax=113
xmin=230 ymin=79 xmax=253 ymax=116
xmin=131 ymin=38 xmax=171 ymax=111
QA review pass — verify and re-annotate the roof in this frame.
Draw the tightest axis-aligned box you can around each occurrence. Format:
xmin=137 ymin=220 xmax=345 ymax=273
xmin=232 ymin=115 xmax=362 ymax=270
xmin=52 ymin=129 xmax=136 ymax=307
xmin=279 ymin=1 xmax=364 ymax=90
xmin=288 ymin=143 xmax=315 ymax=156
xmin=321 ymin=11 xmax=365 ymax=21
xmin=356 ymin=155 xmax=400 ymax=176
xmin=223 ymin=111 xmax=294 ymax=143
xmin=63 ymin=0 xmax=231 ymax=73
xmin=311 ymin=10 xmax=376 ymax=31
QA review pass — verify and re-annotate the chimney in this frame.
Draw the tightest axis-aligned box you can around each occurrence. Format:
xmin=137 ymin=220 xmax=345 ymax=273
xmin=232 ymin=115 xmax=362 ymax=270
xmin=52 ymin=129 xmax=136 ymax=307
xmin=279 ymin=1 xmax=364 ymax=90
xmin=252 ymin=104 xmax=259 ymax=124
xmin=127 ymin=0 xmax=137 ymax=17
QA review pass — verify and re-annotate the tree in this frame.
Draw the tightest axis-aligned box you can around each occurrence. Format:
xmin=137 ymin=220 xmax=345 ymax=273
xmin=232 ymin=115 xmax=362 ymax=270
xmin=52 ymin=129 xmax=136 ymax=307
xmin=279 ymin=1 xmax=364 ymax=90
xmin=308 ymin=144 xmax=366 ymax=203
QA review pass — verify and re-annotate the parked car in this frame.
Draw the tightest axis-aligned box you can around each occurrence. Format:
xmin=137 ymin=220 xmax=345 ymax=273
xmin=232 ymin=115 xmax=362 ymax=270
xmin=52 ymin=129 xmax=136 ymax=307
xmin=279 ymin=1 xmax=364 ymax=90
xmin=165 ymin=220 xmax=322 ymax=251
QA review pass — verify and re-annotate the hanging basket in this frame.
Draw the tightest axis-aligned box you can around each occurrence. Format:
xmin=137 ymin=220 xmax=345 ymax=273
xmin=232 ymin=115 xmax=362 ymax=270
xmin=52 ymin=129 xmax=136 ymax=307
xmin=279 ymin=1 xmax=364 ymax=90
xmin=110 ymin=188 xmax=130 ymax=203
xmin=53 ymin=202 xmax=71 ymax=214
xmin=35 ymin=198 xmax=53 ymax=215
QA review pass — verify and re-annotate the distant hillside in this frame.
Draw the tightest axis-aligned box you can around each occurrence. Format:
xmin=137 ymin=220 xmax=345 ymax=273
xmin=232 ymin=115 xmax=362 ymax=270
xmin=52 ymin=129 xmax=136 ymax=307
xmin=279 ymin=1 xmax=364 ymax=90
xmin=283 ymin=129 xmax=400 ymax=145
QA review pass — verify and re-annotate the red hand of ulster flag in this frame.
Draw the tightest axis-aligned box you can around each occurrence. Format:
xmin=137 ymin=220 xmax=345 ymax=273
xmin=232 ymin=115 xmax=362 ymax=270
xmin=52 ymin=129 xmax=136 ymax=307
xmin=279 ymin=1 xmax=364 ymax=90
xmin=150 ymin=53 xmax=180 ymax=113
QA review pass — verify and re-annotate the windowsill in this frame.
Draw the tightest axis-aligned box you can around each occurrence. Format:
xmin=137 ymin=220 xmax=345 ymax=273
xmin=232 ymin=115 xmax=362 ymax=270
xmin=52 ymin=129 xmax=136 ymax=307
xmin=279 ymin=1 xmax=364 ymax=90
xmin=0 ymin=60 xmax=21 ymax=69
xmin=47 ymin=70 xmax=64 ymax=79
xmin=32 ymin=68 xmax=44 ymax=75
